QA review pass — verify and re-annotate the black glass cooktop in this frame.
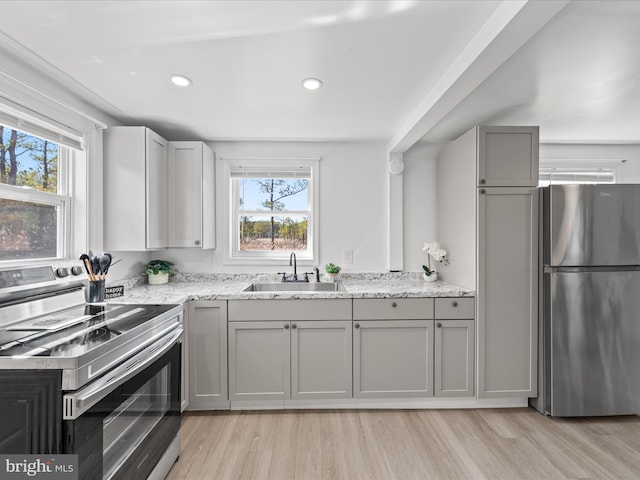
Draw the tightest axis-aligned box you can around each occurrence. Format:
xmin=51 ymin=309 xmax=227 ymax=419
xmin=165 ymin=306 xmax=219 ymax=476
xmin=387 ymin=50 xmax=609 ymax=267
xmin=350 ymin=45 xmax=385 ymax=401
xmin=0 ymin=303 xmax=178 ymax=357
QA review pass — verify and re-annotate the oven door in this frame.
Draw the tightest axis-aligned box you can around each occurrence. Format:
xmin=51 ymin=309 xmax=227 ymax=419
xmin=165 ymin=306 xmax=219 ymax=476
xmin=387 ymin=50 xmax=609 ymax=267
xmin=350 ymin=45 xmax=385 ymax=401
xmin=63 ymin=327 xmax=182 ymax=480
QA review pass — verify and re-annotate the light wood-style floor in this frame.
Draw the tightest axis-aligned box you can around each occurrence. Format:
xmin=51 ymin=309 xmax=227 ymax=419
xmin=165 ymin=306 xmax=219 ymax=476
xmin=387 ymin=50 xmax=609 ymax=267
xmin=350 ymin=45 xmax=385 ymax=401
xmin=166 ymin=408 xmax=640 ymax=480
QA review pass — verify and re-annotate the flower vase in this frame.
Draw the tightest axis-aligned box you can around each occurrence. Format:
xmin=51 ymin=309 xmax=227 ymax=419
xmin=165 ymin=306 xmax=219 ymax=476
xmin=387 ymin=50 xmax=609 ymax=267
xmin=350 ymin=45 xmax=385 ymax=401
xmin=423 ymin=272 xmax=438 ymax=282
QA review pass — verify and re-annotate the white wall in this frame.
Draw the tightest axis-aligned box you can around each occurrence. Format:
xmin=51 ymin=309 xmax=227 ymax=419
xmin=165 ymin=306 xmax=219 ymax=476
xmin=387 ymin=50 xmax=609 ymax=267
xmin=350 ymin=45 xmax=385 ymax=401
xmin=147 ymin=141 xmax=390 ymax=274
xmin=402 ymin=142 xmax=440 ymax=273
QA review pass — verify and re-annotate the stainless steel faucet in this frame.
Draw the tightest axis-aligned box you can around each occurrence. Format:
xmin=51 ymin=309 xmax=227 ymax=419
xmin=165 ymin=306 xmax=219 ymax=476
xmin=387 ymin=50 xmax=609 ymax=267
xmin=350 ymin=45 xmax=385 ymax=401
xmin=289 ymin=252 xmax=297 ymax=281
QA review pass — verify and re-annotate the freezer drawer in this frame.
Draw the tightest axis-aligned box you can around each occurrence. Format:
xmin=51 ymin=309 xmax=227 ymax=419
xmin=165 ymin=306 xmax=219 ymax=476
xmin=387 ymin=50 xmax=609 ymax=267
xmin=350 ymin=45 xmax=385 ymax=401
xmin=548 ymin=270 xmax=640 ymax=416
xmin=546 ymin=184 xmax=640 ymax=267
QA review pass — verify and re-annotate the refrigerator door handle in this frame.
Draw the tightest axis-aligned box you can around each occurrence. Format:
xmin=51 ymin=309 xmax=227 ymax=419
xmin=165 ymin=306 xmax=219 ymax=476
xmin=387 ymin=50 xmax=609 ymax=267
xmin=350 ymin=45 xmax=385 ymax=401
xmin=544 ymin=265 xmax=640 ymax=273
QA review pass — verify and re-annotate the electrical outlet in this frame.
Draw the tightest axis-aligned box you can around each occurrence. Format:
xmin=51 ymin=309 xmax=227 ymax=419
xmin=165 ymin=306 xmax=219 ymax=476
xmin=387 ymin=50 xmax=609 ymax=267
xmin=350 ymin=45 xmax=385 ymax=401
xmin=343 ymin=249 xmax=354 ymax=264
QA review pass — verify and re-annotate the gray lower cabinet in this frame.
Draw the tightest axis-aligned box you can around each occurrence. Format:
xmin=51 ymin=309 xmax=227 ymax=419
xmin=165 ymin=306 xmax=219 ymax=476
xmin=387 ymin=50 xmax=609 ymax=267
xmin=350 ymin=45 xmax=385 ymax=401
xmin=353 ymin=298 xmax=435 ymax=398
xmin=229 ymin=321 xmax=290 ymax=401
xmin=434 ymin=320 xmax=474 ymax=397
xmin=353 ymin=319 xmax=434 ymax=398
xmin=187 ymin=301 xmax=229 ymax=410
xmin=228 ymin=299 xmax=353 ymax=402
xmin=291 ymin=320 xmax=352 ymax=399
xmin=228 ymin=320 xmax=352 ymax=401
xmin=434 ymin=297 xmax=475 ymax=397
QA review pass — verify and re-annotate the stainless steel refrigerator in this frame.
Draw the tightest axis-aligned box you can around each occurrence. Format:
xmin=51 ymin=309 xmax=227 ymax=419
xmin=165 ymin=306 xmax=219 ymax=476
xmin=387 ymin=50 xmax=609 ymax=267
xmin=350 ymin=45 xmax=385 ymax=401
xmin=531 ymin=184 xmax=640 ymax=417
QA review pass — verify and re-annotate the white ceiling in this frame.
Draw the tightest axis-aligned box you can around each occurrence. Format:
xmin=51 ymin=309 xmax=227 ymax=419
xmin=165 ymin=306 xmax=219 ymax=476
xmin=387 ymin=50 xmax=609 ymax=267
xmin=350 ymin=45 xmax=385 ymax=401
xmin=1 ymin=0 xmax=639 ymax=147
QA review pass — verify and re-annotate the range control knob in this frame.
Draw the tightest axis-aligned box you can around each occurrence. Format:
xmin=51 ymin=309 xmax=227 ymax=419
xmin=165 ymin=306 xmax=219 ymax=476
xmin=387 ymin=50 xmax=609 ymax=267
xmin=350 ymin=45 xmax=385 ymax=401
xmin=56 ymin=267 xmax=69 ymax=278
xmin=70 ymin=266 xmax=84 ymax=276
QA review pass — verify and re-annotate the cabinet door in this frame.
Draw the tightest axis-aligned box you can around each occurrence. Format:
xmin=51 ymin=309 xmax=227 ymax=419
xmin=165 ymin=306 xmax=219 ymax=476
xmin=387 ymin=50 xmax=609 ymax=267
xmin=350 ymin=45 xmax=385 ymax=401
xmin=104 ymin=126 xmax=168 ymax=250
xmin=187 ymin=301 xmax=228 ymax=410
xmin=145 ymin=128 xmax=169 ymax=249
xmin=435 ymin=320 xmax=474 ymax=397
xmin=201 ymin=143 xmax=215 ymax=249
xmin=228 ymin=321 xmax=290 ymax=401
xmin=353 ymin=320 xmax=433 ymax=398
xmin=168 ymin=142 xmax=203 ymax=248
xmin=477 ymin=187 xmax=538 ymax=397
xmin=477 ymin=126 xmax=539 ymax=187
xmin=291 ymin=320 xmax=352 ymax=399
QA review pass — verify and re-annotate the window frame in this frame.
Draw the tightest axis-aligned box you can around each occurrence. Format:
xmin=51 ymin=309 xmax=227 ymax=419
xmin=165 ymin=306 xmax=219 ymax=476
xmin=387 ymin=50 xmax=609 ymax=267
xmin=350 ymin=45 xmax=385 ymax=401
xmin=0 ymin=133 xmax=72 ymax=264
xmin=222 ymin=157 xmax=320 ymax=265
xmin=539 ymin=158 xmax=623 ymax=186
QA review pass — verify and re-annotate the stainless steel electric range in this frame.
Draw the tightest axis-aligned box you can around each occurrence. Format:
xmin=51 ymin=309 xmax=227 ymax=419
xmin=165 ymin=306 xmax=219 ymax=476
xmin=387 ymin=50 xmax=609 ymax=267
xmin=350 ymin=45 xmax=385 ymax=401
xmin=0 ymin=264 xmax=183 ymax=480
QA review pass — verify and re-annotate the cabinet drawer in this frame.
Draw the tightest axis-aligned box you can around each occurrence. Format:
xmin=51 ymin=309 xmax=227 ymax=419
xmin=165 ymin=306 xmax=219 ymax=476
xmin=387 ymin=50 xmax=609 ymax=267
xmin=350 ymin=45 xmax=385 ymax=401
xmin=228 ymin=299 xmax=352 ymax=321
xmin=353 ymin=298 xmax=434 ymax=320
xmin=435 ymin=297 xmax=475 ymax=319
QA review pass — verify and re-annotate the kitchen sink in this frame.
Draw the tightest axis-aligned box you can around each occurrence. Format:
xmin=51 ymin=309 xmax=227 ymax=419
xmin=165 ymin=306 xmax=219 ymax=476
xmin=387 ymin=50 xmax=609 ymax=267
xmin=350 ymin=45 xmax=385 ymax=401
xmin=242 ymin=282 xmax=341 ymax=292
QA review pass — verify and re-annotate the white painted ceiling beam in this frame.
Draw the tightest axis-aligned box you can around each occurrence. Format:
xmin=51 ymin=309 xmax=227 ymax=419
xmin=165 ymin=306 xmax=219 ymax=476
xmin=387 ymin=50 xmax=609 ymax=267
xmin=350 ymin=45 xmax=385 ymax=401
xmin=388 ymin=0 xmax=569 ymax=153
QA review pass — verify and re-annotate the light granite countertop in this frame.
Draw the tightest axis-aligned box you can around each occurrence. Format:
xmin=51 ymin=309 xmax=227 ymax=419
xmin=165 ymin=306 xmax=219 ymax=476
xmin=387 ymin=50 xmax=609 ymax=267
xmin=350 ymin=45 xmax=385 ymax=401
xmin=109 ymin=273 xmax=474 ymax=305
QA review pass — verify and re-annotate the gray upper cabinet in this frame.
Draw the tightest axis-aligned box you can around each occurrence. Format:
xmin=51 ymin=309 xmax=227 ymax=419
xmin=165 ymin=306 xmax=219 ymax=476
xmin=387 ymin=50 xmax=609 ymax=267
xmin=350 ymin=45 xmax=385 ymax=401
xmin=104 ymin=126 xmax=168 ymax=250
xmin=187 ymin=301 xmax=228 ymax=410
xmin=167 ymin=141 xmax=215 ymax=249
xmin=477 ymin=126 xmax=539 ymax=187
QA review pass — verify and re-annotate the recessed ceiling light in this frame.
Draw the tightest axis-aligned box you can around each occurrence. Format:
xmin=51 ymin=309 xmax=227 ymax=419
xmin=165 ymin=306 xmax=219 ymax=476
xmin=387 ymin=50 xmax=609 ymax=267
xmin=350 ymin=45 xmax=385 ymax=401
xmin=302 ymin=78 xmax=323 ymax=90
xmin=170 ymin=74 xmax=192 ymax=87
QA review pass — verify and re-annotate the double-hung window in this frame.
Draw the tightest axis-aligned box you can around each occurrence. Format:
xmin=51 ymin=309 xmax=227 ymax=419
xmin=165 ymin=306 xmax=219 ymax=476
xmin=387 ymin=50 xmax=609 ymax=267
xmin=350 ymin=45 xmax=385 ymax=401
xmin=0 ymin=124 xmax=70 ymax=261
xmin=226 ymin=158 xmax=319 ymax=263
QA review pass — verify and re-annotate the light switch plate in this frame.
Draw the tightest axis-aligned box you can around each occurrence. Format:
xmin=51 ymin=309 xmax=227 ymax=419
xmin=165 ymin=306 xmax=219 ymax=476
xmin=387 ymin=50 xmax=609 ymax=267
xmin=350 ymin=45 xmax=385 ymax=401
xmin=343 ymin=249 xmax=354 ymax=264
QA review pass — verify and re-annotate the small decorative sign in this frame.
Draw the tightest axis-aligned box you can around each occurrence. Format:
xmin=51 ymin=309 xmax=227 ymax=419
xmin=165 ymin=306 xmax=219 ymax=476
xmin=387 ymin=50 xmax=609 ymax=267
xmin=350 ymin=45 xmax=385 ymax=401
xmin=104 ymin=285 xmax=125 ymax=299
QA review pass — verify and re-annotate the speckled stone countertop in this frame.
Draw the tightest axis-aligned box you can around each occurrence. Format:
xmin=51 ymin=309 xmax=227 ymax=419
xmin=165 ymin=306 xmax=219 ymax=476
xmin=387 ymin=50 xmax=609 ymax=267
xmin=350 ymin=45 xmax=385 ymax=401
xmin=109 ymin=273 xmax=474 ymax=305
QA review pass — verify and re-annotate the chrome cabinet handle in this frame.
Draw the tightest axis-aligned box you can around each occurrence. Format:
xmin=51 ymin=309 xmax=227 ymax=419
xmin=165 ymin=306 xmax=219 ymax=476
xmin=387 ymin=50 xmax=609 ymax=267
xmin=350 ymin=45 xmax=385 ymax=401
xmin=391 ymin=302 xmax=397 ymax=308
xmin=284 ymin=324 xmax=290 ymax=330
xmin=452 ymin=301 xmax=458 ymax=307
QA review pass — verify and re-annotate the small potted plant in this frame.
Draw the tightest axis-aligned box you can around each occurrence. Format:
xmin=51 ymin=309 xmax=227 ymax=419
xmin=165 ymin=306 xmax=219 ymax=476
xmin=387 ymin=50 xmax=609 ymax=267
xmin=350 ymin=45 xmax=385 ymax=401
xmin=145 ymin=260 xmax=173 ymax=285
xmin=422 ymin=242 xmax=447 ymax=282
xmin=325 ymin=263 xmax=341 ymax=282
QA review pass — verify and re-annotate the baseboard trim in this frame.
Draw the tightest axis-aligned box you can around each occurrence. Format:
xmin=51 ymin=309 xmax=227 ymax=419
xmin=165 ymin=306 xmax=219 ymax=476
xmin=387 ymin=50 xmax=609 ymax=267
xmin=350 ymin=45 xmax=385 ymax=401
xmin=229 ymin=397 xmax=528 ymax=411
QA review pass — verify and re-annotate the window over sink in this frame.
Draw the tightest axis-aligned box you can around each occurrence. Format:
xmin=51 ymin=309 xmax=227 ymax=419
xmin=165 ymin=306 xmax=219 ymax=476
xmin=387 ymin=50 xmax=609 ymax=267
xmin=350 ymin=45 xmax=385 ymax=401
xmin=223 ymin=157 xmax=319 ymax=264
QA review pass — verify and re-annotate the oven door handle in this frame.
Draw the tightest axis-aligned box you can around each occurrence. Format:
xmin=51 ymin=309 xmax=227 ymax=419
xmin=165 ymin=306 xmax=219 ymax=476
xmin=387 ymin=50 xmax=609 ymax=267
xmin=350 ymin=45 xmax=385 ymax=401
xmin=63 ymin=326 xmax=183 ymax=420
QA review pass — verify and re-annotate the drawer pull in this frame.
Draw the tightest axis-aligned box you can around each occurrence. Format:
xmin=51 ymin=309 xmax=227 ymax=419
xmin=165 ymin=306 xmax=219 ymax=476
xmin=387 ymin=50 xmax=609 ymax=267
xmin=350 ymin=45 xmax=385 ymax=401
xmin=452 ymin=301 xmax=458 ymax=307
xmin=354 ymin=323 xmax=360 ymax=329
xmin=284 ymin=324 xmax=290 ymax=330
xmin=391 ymin=302 xmax=397 ymax=308
xmin=291 ymin=323 xmax=297 ymax=329
xmin=437 ymin=322 xmax=442 ymax=328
